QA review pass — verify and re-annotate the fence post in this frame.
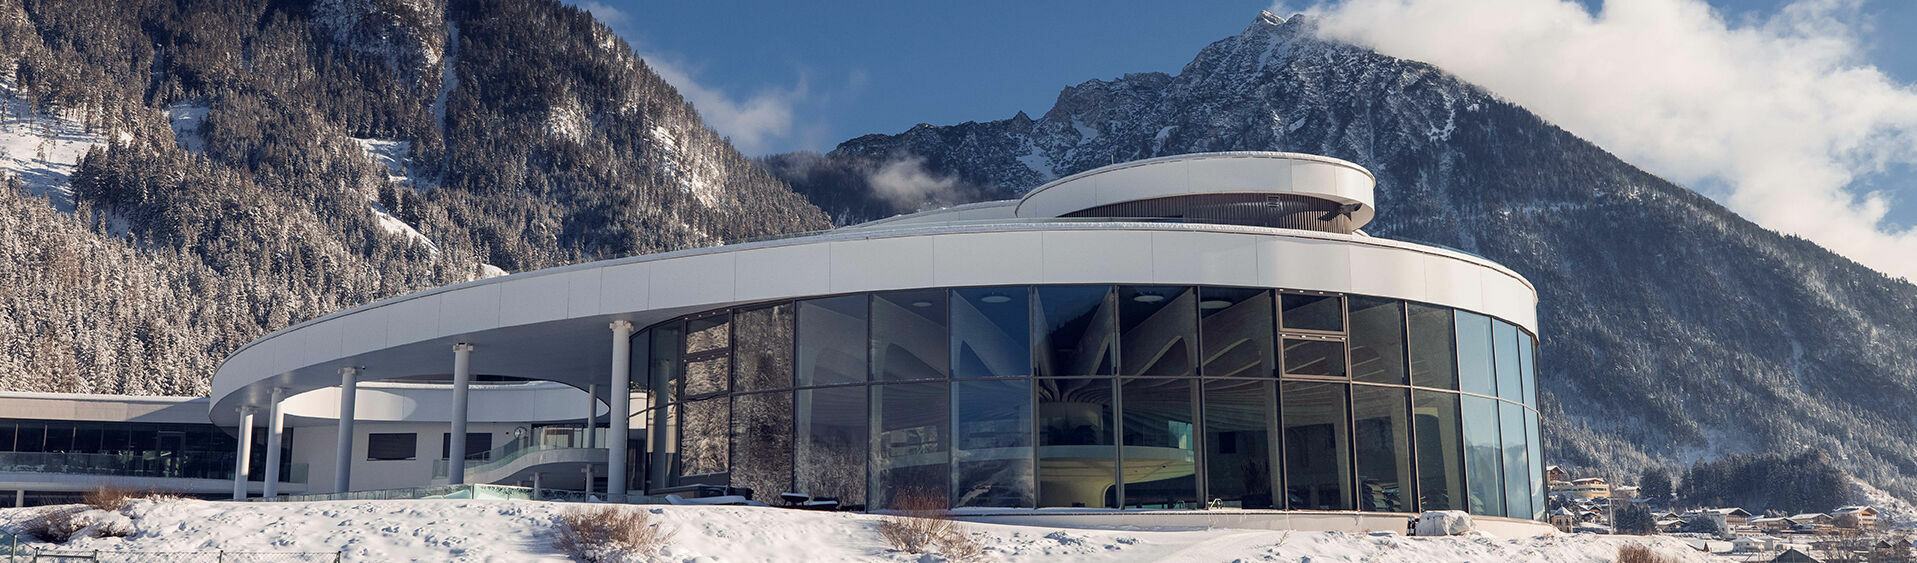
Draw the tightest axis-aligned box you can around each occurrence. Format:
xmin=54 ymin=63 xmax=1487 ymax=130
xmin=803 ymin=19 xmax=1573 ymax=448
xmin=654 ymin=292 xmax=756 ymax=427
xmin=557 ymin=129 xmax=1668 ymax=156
xmin=337 ymin=549 xmax=345 ymax=562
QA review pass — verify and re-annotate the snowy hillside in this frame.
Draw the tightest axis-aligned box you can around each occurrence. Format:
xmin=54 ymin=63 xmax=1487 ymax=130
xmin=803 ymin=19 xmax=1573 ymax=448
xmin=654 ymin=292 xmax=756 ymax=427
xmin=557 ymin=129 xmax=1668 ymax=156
xmin=0 ymin=499 xmax=1712 ymax=562
xmin=1 ymin=81 xmax=106 ymax=211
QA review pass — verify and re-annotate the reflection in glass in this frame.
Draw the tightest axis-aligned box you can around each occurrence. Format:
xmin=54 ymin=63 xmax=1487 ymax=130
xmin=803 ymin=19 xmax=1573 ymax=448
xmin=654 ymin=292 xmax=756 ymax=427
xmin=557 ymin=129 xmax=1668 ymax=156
xmin=1407 ymin=304 xmax=1457 ymax=390
xmin=732 ymin=304 xmax=794 ymax=392
xmin=1413 ymin=391 xmax=1466 ymax=511
xmin=795 ymin=386 xmax=867 ymax=505
xmin=1202 ymin=379 xmax=1277 ymax=508
xmin=648 ymin=327 xmax=681 ymax=490
xmin=1500 ymin=401 xmax=1530 ymax=518
xmin=1283 ymin=338 xmax=1346 ymax=378
xmin=684 ymin=314 xmax=730 ymax=397
xmin=798 ymin=296 xmax=867 ymax=386
xmin=1120 ymin=286 xmax=1197 ymax=377
xmin=678 ymin=397 xmax=729 ymax=481
xmin=1455 ymin=311 xmax=1495 ymax=397
xmin=1120 ymin=378 xmax=1197 ymax=508
xmin=1520 ymin=334 xmax=1538 ymax=408
xmin=1349 ymin=298 xmax=1407 ymax=384
xmin=1525 ymin=408 xmax=1545 ymax=520
xmin=1199 ymin=288 xmax=1275 ymax=378
xmin=1461 ymin=395 xmax=1503 ymax=516
xmin=1281 ymin=294 xmax=1344 ymax=332
xmin=954 ymin=379 xmax=1035 ymax=507
xmin=1035 ymin=286 xmax=1117 ymax=377
xmin=1353 ymin=385 xmax=1411 ymax=512
xmin=873 ymin=290 xmax=950 ymax=381
xmin=1037 ymin=378 xmax=1116 ymax=508
xmin=872 ymin=382 xmax=950 ymax=508
xmin=1282 ymin=382 xmax=1352 ymax=510
xmin=731 ymin=391 xmax=792 ymax=501
xmin=953 ymin=287 xmax=1031 ymax=378
xmin=1493 ymin=321 xmax=1521 ymax=401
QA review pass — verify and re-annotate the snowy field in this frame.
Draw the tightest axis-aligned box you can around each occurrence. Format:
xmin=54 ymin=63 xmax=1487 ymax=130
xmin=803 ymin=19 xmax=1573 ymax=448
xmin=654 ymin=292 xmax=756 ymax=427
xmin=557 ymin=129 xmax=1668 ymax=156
xmin=0 ymin=498 xmax=1717 ymax=562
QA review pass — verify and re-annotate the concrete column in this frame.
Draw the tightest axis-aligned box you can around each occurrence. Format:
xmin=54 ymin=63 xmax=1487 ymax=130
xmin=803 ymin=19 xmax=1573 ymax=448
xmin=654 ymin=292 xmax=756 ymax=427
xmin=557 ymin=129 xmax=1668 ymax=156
xmin=13 ymin=489 xmax=21 ymax=508
xmin=607 ymin=320 xmax=633 ymax=502
xmin=584 ymin=384 xmax=597 ymax=449
xmin=263 ymin=387 xmax=286 ymax=497
xmin=449 ymin=343 xmax=475 ymax=485
xmin=531 ymin=472 xmax=541 ymax=501
xmin=232 ymin=406 xmax=256 ymax=500
xmin=334 ymin=367 xmax=359 ymax=493
xmin=584 ymin=465 xmax=595 ymax=497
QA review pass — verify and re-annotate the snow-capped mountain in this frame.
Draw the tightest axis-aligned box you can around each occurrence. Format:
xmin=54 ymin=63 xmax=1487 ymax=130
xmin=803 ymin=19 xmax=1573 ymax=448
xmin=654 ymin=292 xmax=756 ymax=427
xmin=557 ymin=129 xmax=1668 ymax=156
xmin=775 ymin=13 xmax=1917 ymax=501
xmin=0 ymin=0 xmax=830 ymax=396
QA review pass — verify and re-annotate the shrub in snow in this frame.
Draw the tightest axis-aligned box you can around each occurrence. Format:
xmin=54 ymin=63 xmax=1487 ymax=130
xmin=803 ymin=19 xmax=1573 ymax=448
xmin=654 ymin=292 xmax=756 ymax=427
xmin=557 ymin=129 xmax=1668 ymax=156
xmin=553 ymin=505 xmax=675 ymax=562
xmin=1616 ymin=544 xmax=1680 ymax=563
xmin=875 ymin=489 xmax=981 ymax=561
xmin=70 ymin=509 xmax=135 ymax=540
xmin=19 ymin=506 xmax=131 ymax=542
xmin=83 ymin=485 xmax=180 ymax=511
xmin=1413 ymin=511 xmax=1474 ymax=536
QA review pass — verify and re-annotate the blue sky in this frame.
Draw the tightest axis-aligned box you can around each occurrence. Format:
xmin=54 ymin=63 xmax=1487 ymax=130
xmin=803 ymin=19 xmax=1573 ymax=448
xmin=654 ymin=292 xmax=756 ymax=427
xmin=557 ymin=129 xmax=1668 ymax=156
xmin=579 ymin=0 xmax=1917 ymax=277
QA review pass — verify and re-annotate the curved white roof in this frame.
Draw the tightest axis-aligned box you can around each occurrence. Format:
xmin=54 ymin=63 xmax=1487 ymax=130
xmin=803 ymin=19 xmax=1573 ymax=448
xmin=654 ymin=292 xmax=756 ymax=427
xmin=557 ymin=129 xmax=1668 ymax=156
xmin=1013 ymin=152 xmax=1376 ymax=228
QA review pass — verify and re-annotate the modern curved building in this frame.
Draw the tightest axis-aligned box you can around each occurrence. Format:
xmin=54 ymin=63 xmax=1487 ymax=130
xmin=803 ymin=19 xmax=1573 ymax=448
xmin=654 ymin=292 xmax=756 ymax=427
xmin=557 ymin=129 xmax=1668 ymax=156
xmin=58 ymin=151 xmax=1544 ymax=530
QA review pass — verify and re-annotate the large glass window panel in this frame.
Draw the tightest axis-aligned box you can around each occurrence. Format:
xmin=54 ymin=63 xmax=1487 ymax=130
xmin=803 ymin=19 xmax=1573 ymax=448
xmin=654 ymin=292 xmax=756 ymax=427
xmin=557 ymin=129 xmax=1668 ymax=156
xmin=678 ymin=397 xmax=729 ymax=481
xmin=872 ymin=290 xmax=950 ymax=382
xmin=953 ymin=287 xmax=1032 ymax=379
xmin=1198 ymin=288 xmax=1275 ymax=378
xmin=732 ymin=304 xmax=794 ymax=392
xmin=1282 ymin=382 xmax=1352 ymax=510
xmin=798 ymin=296 xmax=868 ymax=386
xmin=1119 ymin=286 xmax=1197 ymax=377
xmin=1493 ymin=321 xmax=1521 ymax=402
xmin=686 ymin=314 xmax=729 ymax=353
xmin=1202 ymin=379 xmax=1278 ymax=508
xmin=647 ymin=327 xmax=681 ymax=490
xmin=1500 ymin=402 xmax=1530 ymax=518
xmin=15 ymin=423 xmax=43 ymax=452
xmin=794 ymin=386 xmax=867 ymax=505
xmin=1280 ymin=294 xmax=1344 ymax=333
xmin=1120 ymin=378 xmax=1198 ymax=508
xmin=1461 ymin=395 xmax=1503 ymax=516
xmin=1526 ymin=408 xmax=1544 ymax=520
xmin=1282 ymin=338 xmax=1346 ymax=378
xmin=1407 ymin=304 xmax=1457 ymax=389
xmin=44 ymin=423 xmax=71 ymax=452
xmin=1352 ymin=385 xmax=1412 ymax=513
xmin=731 ymin=391 xmax=793 ymax=502
xmin=1034 ymin=286 xmax=1117 ymax=377
xmin=1349 ymin=298 xmax=1408 ymax=384
xmin=1037 ymin=378 xmax=1116 ymax=508
xmin=1413 ymin=391 xmax=1466 ymax=511
xmin=953 ymin=379 xmax=1035 ymax=508
xmin=871 ymin=382 xmax=951 ymax=508
xmin=683 ymin=355 xmax=730 ymax=398
xmin=1455 ymin=312 xmax=1495 ymax=397
xmin=1520 ymin=334 xmax=1538 ymax=409
xmin=650 ymin=327 xmax=682 ymax=407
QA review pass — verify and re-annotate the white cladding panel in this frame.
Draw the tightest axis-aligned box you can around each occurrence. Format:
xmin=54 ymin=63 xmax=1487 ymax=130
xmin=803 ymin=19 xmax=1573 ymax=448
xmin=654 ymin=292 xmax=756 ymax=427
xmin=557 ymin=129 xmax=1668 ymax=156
xmin=1151 ymin=230 xmax=1260 ymax=287
xmin=1014 ymin=153 xmax=1375 ymax=219
xmin=830 ymin=235 xmax=936 ymax=292
xmin=735 ymin=243 xmax=831 ymax=301
xmin=932 ymin=231 xmax=1045 ymax=287
xmin=652 ymin=252 xmax=735 ymax=308
xmin=438 ymin=282 xmax=502 ymax=335
xmin=598 ymin=261 xmax=651 ymax=316
xmin=383 ymin=293 xmax=441 ymax=348
xmin=563 ymin=267 xmax=603 ymax=319
xmin=1041 ymin=230 xmax=1155 ymax=284
xmin=497 ymin=272 xmax=570 ymax=326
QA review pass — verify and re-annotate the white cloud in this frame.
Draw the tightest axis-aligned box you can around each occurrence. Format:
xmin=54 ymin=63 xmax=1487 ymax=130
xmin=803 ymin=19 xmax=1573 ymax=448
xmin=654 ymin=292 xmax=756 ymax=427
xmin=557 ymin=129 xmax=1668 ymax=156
xmin=868 ymin=155 xmax=960 ymax=208
xmin=1289 ymin=0 xmax=1917 ymax=280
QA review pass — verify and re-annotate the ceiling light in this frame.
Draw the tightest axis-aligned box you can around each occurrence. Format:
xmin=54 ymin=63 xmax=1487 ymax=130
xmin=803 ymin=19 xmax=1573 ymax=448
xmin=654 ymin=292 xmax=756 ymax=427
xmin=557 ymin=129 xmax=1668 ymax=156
xmin=911 ymin=300 xmax=934 ymax=308
xmin=979 ymin=295 xmax=1012 ymax=304
xmin=1199 ymin=300 xmax=1232 ymax=310
xmin=1132 ymin=294 xmax=1166 ymax=303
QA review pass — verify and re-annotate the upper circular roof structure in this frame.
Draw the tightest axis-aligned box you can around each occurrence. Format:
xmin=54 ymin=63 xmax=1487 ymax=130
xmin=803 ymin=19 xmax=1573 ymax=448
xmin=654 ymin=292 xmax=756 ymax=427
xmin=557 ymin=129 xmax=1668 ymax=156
xmin=1014 ymin=152 xmax=1376 ymax=232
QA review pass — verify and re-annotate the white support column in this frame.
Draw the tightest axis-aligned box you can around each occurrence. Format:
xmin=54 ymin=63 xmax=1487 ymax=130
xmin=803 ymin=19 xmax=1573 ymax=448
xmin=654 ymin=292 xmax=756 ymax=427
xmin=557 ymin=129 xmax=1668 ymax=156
xmin=584 ymin=384 xmax=597 ymax=449
xmin=608 ymin=320 xmax=634 ymax=502
xmin=13 ymin=489 xmax=21 ymax=507
xmin=334 ymin=367 xmax=359 ymax=494
xmin=583 ymin=465 xmax=595 ymax=497
xmin=531 ymin=472 xmax=542 ymax=501
xmin=233 ymin=406 xmax=256 ymax=500
xmin=449 ymin=343 xmax=475 ymax=485
xmin=263 ymin=387 xmax=286 ymax=497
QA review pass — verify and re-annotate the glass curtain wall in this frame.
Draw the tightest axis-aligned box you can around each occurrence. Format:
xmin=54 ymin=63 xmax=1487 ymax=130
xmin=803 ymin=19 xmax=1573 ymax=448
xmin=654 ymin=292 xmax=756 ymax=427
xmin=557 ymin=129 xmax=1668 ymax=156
xmin=635 ymin=285 xmax=1544 ymax=520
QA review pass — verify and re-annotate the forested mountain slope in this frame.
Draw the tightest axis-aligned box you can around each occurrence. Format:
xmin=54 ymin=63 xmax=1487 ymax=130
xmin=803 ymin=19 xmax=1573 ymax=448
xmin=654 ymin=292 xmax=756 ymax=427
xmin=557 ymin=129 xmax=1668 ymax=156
xmin=0 ymin=0 xmax=830 ymax=395
xmin=772 ymin=13 xmax=1917 ymax=501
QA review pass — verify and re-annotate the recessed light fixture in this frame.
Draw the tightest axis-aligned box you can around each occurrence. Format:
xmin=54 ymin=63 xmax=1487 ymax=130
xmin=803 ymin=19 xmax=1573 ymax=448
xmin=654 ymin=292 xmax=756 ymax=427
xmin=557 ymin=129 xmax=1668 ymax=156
xmin=979 ymin=295 xmax=1012 ymax=304
xmin=911 ymin=300 xmax=934 ymax=308
xmin=1132 ymin=294 xmax=1166 ymax=303
xmin=1199 ymin=299 xmax=1233 ymax=310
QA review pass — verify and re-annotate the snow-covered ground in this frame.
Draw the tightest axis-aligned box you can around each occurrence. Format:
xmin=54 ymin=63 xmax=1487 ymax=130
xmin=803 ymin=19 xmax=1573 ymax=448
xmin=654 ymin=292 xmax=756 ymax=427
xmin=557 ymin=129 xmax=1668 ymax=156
xmin=165 ymin=102 xmax=209 ymax=154
xmin=0 ymin=81 xmax=107 ymax=211
xmin=0 ymin=499 xmax=1716 ymax=562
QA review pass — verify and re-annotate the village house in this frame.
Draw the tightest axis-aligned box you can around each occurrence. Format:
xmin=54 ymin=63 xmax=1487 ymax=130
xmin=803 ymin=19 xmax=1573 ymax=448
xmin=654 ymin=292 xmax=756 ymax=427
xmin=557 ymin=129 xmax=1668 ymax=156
xmin=1831 ymin=506 xmax=1877 ymax=531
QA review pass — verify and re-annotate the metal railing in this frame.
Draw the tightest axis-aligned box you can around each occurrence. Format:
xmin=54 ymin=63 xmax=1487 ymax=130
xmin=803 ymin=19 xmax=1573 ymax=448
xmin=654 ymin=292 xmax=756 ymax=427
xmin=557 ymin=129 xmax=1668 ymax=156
xmin=5 ymin=546 xmax=342 ymax=562
xmin=431 ymin=428 xmax=598 ymax=480
xmin=0 ymin=452 xmax=307 ymax=484
xmin=249 ymin=483 xmax=592 ymax=503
